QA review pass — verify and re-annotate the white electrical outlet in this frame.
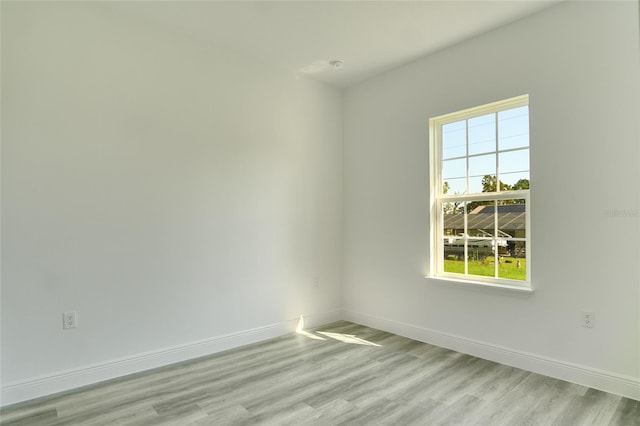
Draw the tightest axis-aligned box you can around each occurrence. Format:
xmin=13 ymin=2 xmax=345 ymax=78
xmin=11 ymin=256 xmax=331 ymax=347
xmin=63 ymin=312 xmax=77 ymax=329
xmin=581 ymin=311 xmax=594 ymax=328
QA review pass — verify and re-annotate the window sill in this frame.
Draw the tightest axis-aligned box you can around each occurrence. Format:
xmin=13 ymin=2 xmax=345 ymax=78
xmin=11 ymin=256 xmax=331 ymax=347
xmin=425 ymin=275 xmax=534 ymax=297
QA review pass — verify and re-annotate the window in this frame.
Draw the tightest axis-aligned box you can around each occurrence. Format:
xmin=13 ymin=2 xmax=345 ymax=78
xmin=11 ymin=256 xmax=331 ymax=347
xmin=429 ymin=95 xmax=531 ymax=289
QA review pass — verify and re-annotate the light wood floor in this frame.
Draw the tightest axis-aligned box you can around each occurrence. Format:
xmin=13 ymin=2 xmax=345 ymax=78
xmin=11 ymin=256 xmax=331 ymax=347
xmin=1 ymin=321 xmax=638 ymax=425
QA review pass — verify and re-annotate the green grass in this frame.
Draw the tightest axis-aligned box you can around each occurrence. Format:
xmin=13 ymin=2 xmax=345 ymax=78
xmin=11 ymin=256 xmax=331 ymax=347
xmin=444 ymin=257 xmax=526 ymax=281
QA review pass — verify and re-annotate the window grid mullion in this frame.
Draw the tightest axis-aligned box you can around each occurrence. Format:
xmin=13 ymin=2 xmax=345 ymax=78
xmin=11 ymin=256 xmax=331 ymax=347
xmin=495 ymin=112 xmax=500 ymax=194
xmin=463 ymin=202 xmax=468 ymax=275
xmin=440 ymin=190 xmax=530 ymax=203
xmin=443 ymin=146 xmax=529 ymax=163
xmin=465 ymin=119 xmax=469 ymax=195
xmin=494 ymin=113 xmax=499 ymax=278
xmin=464 ymin=118 xmax=469 ymax=275
xmin=494 ymin=200 xmax=499 ymax=278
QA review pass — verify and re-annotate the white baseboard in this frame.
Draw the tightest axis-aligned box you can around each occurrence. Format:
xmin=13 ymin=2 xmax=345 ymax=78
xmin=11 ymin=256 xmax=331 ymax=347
xmin=343 ymin=309 xmax=640 ymax=401
xmin=3 ymin=308 xmax=637 ymax=407
xmin=0 ymin=309 xmax=342 ymax=407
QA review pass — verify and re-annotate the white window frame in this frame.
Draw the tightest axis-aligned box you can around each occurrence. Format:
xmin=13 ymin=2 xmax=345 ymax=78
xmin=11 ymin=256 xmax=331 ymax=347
xmin=428 ymin=95 xmax=531 ymax=291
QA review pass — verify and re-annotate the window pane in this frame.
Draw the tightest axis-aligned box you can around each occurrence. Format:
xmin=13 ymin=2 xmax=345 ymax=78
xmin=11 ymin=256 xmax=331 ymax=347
xmin=469 ymin=154 xmax=495 ymax=193
xmin=498 ymin=106 xmax=529 ymax=151
xmin=442 ymin=158 xmax=466 ymax=180
xmin=498 ymin=241 xmax=527 ymax=281
xmin=443 ymin=204 xmax=464 ymax=239
xmin=443 ymin=200 xmax=465 ymax=273
xmin=499 ymin=149 xmax=529 ymax=175
xmin=467 ymin=199 xmax=496 ymax=278
xmin=467 ymin=244 xmax=495 ymax=278
xmin=443 ymin=177 xmax=466 ymax=195
xmin=468 ymin=113 xmax=496 ymax=156
xmin=498 ymin=199 xmax=526 ymax=239
xmin=500 ymin=171 xmax=530 ymax=190
xmin=442 ymin=237 xmax=465 ymax=273
xmin=442 ymin=202 xmax=464 ymax=234
xmin=443 ymin=236 xmax=465 ymax=260
xmin=442 ymin=120 xmax=466 ymax=159
xmin=467 ymin=202 xmax=494 ymax=236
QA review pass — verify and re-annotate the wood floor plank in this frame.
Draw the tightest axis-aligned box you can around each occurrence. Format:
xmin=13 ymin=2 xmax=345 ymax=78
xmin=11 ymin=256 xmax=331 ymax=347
xmin=0 ymin=408 xmax=58 ymax=426
xmin=608 ymin=397 xmax=640 ymax=426
xmin=1 ymin=320 xmax=636 ymax=425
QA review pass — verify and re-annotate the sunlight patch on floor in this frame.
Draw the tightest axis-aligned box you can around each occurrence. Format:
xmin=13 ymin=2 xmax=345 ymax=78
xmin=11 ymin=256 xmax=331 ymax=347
xmin=295 ymin=316 xmax=381 ymax=346
xmin=317 ymin=332 xmax=381 ymax=346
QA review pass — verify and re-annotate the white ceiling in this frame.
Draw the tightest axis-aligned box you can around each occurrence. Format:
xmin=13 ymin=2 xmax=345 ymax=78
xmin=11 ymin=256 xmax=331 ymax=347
xmin=105 ymin=1 xmax=561 ymax=88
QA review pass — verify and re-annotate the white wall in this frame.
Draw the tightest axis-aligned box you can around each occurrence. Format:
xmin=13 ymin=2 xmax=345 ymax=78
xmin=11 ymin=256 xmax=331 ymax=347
xmin=343 ymin=1 xmax=640 ymax=398
xmin=1 ymin=2 xmax=343 ymax=403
